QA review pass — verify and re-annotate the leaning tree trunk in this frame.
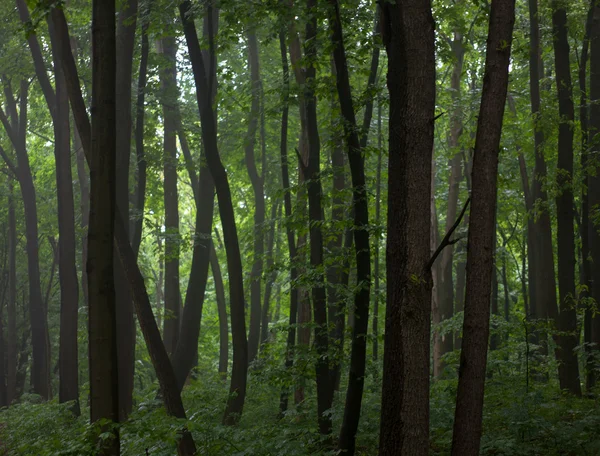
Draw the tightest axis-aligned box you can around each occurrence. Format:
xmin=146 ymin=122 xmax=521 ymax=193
xmin=179 ymin=0 xmax=248 ymax=425
xmin=378 ymin=0 xmax=435 ymax=454
xmin=451 ymin=1 xmax=515 ymax=454
xmin=551 ymin=3 xmax=582 ymax=396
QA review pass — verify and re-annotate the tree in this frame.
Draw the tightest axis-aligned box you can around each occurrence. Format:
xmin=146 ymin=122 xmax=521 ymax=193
xmin=451 ymin=0 xmax=515 ymax=454
xmin=378 ymin=0 xmax=435 ymax=453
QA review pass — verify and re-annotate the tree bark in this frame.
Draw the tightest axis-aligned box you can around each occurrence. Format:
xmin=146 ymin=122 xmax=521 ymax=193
xmin=451 ymin=1 xmax=515 ymax=454
xmin=88 ymin=0 xmax=120 ymax=451
xmin=372 ymin=99 xmax=383 ymax=362
xmin=551 ymin=3 xmax=582 ymax=396
xmin=378 ymin=0 xmax=435 ymax=454
xmin=6 ymin=177 xmax=16 ymax=405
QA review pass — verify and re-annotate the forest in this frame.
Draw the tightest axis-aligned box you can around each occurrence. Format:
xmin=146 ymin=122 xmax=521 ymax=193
xmin=0 ymin=0 xmax=599 ymax=454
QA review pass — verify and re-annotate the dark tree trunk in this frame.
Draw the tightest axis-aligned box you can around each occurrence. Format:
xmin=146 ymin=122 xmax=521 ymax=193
xmin=171 ymin=5 xmax=219 ymax=391
xmin=245 ymin=31 xmax=266 ymax=363
xmin=372 ymin=100 xmax=382 ymax=362
xmin=48 ymin=19 xmax=81 ymax=414
xmin=278 ymin=28 xmax=299 ymax=416
xmin=131 ymin=16 xmax=150 ymax=258
xmin=0 ymin=79 xmax=49 ymax=401
xmin=551 ymin=4 xmax=582 ymax=396
xmin=210 ymin=241 xmax=229 ymax=377
xmin=260 ymin=203 xmax=279 ymax=346
xmin=6 ymin=178 xmax=16 ymax=405
xmin=89 ymin=0 xmax=120 ymax=452
xmin=179 ymin=0 xmax=248 ymax=425
xmin=53 ymin=8 xmax=198 ymax=453
xmin=158 ymin=35 xmax=181 ymax=356
xmin=328 ymin=0 xmax=372 ymax=453
xmin=588 ymin=2 xmax=600 ymax=389
xmin=114 ymin=0 xmax=138 ymax=421
xmin=451 ymin=1 xmax=515 ymax=454
xmin=303 ymin=0 xmax=332 ymax=435
xmin=528 ymin=0 xmax=559 ymax=346
xmin=378 ymin=0 xmax=435 ymax=454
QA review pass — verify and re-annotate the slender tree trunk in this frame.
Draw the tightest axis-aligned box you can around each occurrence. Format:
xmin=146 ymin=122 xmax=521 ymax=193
xmin=171 ymin=5 xmax=219 ymax=391
xmin=179 ymin=0 xmax=248 ymax=424
xmin=210 ymin=242 xmax=228 ymax=377
xmin=551 ymin=3 xmax=582 ymax=396
xmin=48 ymin=19 xmax=81 ymax=414
xmin=328 ymin=1 xmax=372 ymax=452
xmin=588 ymin=2 xmax=600 ymax=389
xmin=6 ymin=178 xmax=16 ymax=405
xmin=132 ymin=16 xmax=150 ymax=258
xmin=89 ymin=0 xmax=120 ymax=451
xmin=158 ymin=35 xmax=181 ymax=356
xmin=278 ymin=28 xmax=299 ymax=416
xmin=372 ymin=100 xmax=382 ymax=362
xmin=113 ymin=0 xmax=138 ymax=420
xmin=260 ymin=203 xmax=279 ymax=346
xmin=245 ymin=32 xmax=266 ymax=363
xmin=378 ymin=0 xmax=435 ymax=453
xmin=451 ymin=1 xmax=515 ymax=453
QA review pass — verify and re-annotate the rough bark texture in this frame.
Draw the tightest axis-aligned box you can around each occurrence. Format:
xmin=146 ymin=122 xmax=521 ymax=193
xmin=378 ymin=0 xmax=435 ymax=454
xmin=179 ymin=0 xmax=248 ymax=425
xmin=451 ymin=1 xmax=515 ymax=454
xmin=551 ymin=4 xmax=582 ymax=396
xmin=89 ymin=0 xmax=120 ymax=451
xmin=329 ymin=1 xmax=372 ymax=453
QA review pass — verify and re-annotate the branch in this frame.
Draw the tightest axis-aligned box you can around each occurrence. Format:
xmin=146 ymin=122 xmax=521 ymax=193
xmin=425 ymin=197 xmax=470 ymax=271
xmin=0 ymin=145 xmax=18 ymax=177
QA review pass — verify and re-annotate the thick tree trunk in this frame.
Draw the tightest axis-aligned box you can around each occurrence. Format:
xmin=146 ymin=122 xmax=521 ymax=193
xmin=329 ymin=1 xmax=372 ymax=453
xmin=245 ymin=32 xmax=265 ymax=363
xmin=158 ymin=35 xmax=181 ymax=356
xmin=88 ymin=0 xmax=120 ymax=452
xmin=179 ymin=0 xmax=248 ymax=425
xmin=378 ymin=0 xmax=435 ymax=454
xmin=551 ymin=4 xmax=582 ymax=396
xmin=451 ymin=1 xmax=515 ymax=454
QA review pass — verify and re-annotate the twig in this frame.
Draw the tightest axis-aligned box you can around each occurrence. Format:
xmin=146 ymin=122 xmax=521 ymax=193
xmin=425 ymin=197 xmax=470 ymax=271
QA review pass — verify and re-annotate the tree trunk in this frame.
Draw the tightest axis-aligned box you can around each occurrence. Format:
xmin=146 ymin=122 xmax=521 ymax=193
xmin=551 ymin=3 xmax=582 ymax=396
xmin=114 ymin=0 xmax=138 ymax=420
xmin=6 ymin=178 xmax=17 ymax=405
xmin=451 ymin=1 xmax=515 ymax=453
xmin=260 ymin=203 xmax=279 ymax=346
xmin=210 ymin=241 xmax=229 ymax=378
xmin=179 ymin=0 xmax=248 ymax=425
xmin=48 ymin=18 xmax=81 ymax=414
xmin=245 ymin=31 xmax=265 ymax=363
xmin=158 ymin=34 xmax=181 ymax=356
xmin=378 ymin=0 xmax=435 ymax=454
xmin=328 ymin=0 xmax=372 ymax=452
xmin=89 ymin=0 xmax=120 ymax=451
xmin=588 ymin=2 xmax=600 ymax=389
xmin=372 ymin=100 xmax=383 ymax=362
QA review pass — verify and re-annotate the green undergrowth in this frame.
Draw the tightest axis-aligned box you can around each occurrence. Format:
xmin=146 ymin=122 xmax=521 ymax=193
xmin=1 ymin=367 xmax=600 ymax=455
